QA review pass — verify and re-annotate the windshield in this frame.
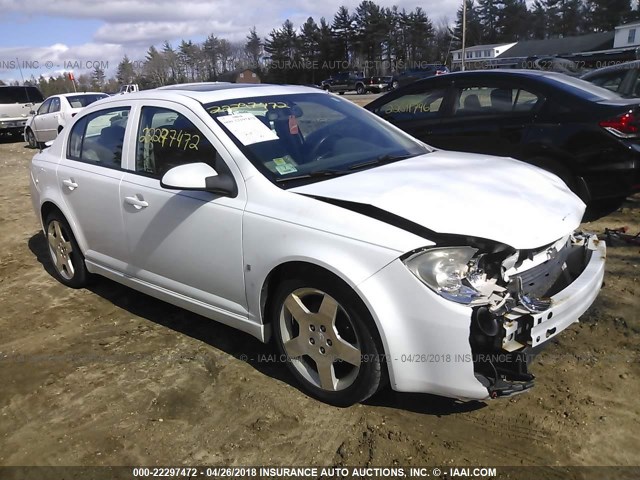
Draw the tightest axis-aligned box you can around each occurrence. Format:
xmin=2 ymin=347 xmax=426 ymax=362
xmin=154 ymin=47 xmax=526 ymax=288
xmin=66 ymin=94 xmax=108 ymax=108
xmin=205 ymin=92 xmax=430 ymax=186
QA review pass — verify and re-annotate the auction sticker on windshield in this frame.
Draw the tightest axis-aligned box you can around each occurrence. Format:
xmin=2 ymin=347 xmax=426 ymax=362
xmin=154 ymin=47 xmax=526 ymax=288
xmin=217 ymin=113 xmax=278 ymax=145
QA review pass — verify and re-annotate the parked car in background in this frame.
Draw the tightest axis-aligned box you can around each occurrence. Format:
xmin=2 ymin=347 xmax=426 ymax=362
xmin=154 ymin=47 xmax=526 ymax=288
xmin=366 ymin=70 xmax=640 ymax=206
xmin=118 ymin=84 xmax=140 ymax=94
xmin=24 ymin=92 xmax=108 ymax=148
xmin=321 ymin=71 xmax=367 ymax=94
xmin=392 ymin=65 xmax=449 ymax=89
xmin=0 ymin=85 xmax=44 ymax=139
xmin=363 ymin=76 xmax=394 ymax=93
xmin=581 ymin=60 xmax=640 ymax=98
xmin=30 ymin=83 xmax=605 ymax=405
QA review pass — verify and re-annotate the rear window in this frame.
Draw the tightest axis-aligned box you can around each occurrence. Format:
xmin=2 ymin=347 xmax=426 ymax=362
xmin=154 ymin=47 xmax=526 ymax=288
xmin=66 ymin=94 xmax=108 ymax=108
xmin=545 ymin=74 xmax=622 ymax=101
xmin=0 ymin=86 xmax=44 ymax=104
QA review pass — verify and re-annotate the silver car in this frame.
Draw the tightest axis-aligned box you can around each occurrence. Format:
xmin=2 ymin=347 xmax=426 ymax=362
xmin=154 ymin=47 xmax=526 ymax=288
xmin=25 ymin=92 xmax=108 ymax=148
xmin=30 ymin=83 xmax=606 ymax=406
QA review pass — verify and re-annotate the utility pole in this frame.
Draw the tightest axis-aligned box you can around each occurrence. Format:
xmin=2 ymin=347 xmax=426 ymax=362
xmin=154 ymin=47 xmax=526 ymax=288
xmin=461 ymin=0 xmax=467 ymax=71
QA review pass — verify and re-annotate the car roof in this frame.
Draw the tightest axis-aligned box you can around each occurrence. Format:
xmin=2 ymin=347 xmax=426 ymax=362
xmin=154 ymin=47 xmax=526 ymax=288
xmin=439 ymin=69 xmax=569 ymax=80
xmin=114 ymin=82 xmax=323 ymax=104
xmin=420 ymin=69 xmax=623 ymax=98
xmin=54 ymin=92 xmax=106 ymax=98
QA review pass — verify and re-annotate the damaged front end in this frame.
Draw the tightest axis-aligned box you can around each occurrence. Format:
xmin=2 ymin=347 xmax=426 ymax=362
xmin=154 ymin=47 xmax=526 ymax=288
xmin=403 ymin=232 xmax=605 ymax=399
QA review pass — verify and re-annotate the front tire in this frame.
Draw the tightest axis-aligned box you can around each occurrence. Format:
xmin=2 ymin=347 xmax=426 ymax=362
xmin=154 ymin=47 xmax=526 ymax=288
xmin=26 ymin=129 xmax=38 ymax=149
xmin=271 ymin=273 xmax=385 ymax=406
xmin=44 ymin=212 xmax=90 ymax=288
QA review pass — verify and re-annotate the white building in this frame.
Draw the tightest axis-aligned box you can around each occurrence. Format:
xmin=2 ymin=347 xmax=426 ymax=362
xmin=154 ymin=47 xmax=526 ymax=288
xmin=614 ymin=21 xmax=640 ymax=49
xmin=451 ymin=43 xmax=516 ymax=69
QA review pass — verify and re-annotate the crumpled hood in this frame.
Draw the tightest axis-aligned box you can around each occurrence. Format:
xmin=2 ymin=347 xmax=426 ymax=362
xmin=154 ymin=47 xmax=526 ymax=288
xmin=291 ymin=151 xmax=585 ymax=250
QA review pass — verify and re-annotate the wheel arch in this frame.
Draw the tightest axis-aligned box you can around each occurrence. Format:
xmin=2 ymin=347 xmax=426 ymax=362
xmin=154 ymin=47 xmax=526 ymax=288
xmin=25 ymin=126 xmax=38 ymax=143
xmin=39 ymin=199 xmax=88 ymax=254
xmin=259 ymin=259 xmax=390 ymax=381
xmin=259 ymin=260 xmax=386 ymax=347
xmin=41 ymin=200 xmax=64 ymax=225
xmin=260 ymin=261 xmax=353 ymax=328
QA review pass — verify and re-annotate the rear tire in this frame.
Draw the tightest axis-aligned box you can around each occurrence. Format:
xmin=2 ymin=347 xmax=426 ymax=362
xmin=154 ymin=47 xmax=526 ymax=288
xmin=44 ymin=212 xmax=90 ymax=288
xmin=271 ymin=273 xmax=385 ymax=406
xmin=356 ymin=84 xmax=365 ymax=95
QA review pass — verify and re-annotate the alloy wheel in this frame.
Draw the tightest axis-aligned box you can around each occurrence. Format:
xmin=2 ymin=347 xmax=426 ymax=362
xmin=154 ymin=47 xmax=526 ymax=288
xmin=47 ymin=220 xmax=75 ymax=280
xmin=279 ymin=288 xmax=362 ymax=392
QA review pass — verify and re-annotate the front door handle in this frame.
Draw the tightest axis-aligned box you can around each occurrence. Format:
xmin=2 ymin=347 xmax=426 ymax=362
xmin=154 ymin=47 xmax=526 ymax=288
xmin=62 ymin=178 xmax=78 ymax=190
xmin=124 ymin=195 xmax=149 ymax=209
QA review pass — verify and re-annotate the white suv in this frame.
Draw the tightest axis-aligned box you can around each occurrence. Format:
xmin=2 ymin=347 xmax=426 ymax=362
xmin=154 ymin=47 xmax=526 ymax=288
xmin=0 ymin=85 xmax=43 ymax=138
xmin=30 ymin=83 xmax=606 ymax=406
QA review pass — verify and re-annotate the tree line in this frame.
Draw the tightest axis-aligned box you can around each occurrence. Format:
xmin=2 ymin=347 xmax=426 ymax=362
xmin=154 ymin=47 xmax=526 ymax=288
xmin=9 ymin=0 xmax=637 ymax=95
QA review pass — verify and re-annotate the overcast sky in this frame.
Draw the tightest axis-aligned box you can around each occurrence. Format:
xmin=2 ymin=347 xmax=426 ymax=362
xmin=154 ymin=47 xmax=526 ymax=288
xmin=0 ymin=0 xmax=457 ymax=82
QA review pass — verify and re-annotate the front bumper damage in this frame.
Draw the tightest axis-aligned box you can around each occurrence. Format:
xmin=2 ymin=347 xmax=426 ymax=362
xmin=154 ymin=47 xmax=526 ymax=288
xmin=470 ymin=233 xmax=606 ymax=398
xmin=357 ymin=232 xmax=605 ymax=400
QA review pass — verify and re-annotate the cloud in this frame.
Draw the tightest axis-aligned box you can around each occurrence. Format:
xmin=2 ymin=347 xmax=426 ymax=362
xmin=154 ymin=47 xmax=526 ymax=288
xmin=0 ymin=0 xmax=458 ymax=82
xmin=0 ymin=0 xmax=458 ymax=45
xmin=0 ymin=0 xmax=231 ymax=22
xmin=0 ymin=43 xmax=146 ymax=79
xmin=93 ymin=20 xmax=242 ymax=45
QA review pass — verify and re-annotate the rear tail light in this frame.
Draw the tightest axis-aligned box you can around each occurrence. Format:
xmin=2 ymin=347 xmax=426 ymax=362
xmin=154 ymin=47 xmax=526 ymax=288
xmin=435 ymin=70 xmax=446 ymax=76
xmin=599 ymin=111 xmax=639 ymax=138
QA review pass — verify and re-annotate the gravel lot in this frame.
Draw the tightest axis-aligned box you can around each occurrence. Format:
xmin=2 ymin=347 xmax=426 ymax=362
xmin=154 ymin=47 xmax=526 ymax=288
xmin=0 ymin=113 xmax=639 ymax=474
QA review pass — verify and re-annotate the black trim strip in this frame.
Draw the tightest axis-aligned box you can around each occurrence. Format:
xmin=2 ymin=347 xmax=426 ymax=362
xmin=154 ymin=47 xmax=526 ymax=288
xmin=303 ymin=194 xmax=509 ymax=252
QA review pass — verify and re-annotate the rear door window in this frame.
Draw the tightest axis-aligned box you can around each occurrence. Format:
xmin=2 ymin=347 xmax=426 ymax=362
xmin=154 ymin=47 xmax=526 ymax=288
xmin=49 ymin=97 xmax=61 ymax=113
xmin=374 ymin=88 xmax=449 ymax=121
xmin=68 ymin=107 xmax=130 ymax=168
xmin=454 ymin=86 xmax=542 ymax=116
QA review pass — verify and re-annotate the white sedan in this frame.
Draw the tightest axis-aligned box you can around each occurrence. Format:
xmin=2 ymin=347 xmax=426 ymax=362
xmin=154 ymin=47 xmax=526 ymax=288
xmin=29 ymin=83 xmax=606 ymax=406
xmin=25 ymin=92 xmax=108 ymax=147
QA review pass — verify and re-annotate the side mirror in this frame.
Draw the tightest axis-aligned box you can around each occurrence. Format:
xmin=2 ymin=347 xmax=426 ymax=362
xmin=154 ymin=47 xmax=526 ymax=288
xmin=160 ymin=162 xmax=237 ymax=197
xmin=29 ymin=110 xmax=36 ymax=115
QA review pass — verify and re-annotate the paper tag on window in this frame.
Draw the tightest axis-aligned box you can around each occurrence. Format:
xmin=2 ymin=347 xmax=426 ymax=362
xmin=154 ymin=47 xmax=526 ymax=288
xmin=217 ymin=113 xmax=278 ymax=145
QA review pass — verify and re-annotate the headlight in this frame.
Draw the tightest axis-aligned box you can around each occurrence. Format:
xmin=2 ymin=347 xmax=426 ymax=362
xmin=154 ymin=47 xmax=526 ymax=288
xmin=403 ymin=247 xmax=493 ymax=305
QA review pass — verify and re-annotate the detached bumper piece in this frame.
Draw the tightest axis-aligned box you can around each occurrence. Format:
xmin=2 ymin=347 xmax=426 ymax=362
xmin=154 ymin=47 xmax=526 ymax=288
xmin=470 ymin=233 xmax=606 ymax=398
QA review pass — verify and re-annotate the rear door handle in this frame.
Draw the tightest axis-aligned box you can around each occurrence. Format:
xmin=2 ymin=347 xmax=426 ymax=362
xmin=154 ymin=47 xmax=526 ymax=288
xmin=124 ymin=195 xmax=149 ymax=209
xmin=62 ymin=178 xmax=78 ymax=190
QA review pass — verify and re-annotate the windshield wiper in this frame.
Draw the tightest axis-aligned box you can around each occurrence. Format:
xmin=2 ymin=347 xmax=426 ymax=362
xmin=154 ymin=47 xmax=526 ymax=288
xmin=275 ymin=169 xmax=348 ymax=183
xmin=348 ymin=153 xmax=415 ymax=171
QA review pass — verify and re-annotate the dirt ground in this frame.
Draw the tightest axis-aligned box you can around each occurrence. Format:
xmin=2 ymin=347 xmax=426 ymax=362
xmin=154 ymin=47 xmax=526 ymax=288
xmin=0 ymin=124 xmax=639 ymax=473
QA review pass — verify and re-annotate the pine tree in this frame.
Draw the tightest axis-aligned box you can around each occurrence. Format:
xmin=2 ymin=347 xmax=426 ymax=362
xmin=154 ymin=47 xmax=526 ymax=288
xmin=300 ymin=17 xmax=321 ymax=82
xmin=477 ymin=0 xmax=500 ymax=43
xmin=453 ymin=0 xmax=484 ymax=48
xmin=116 ymin=55 xmax=135 ymax=85
xmin=332 ymin=6 xmax=355 ymax=64
xmin=245 ymin=27 xmax=262 ymax=70
xmin=497 ymin=0 xmax=530 ymax=41
xmin=584 ymin=0 xmax=631 ymax=31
